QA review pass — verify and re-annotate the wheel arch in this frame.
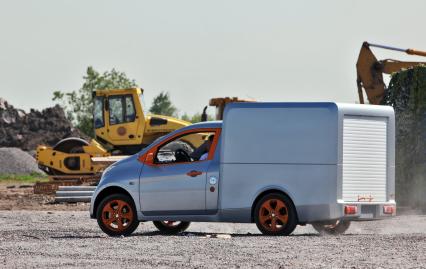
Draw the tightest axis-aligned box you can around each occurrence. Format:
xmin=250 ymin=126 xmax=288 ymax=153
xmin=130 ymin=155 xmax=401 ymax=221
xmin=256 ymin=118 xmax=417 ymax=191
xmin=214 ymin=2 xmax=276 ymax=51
xmin=92 ymin=186 xmax=134 ymax=218
xmin=250 ymin=188 xmax=299 ymax=223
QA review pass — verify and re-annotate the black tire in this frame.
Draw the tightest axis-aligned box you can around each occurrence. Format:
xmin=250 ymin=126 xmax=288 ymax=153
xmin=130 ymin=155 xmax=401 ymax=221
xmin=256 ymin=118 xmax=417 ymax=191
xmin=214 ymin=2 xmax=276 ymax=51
xmin=96 ymin=194 xmax=139 ymax=236
xmin=312 ymin=220 xmax=350 ymax=235
xmin=153 ymin=221 xmax=191 ymax=234
xmin=254 ymin=193 xmax=297 ymax=236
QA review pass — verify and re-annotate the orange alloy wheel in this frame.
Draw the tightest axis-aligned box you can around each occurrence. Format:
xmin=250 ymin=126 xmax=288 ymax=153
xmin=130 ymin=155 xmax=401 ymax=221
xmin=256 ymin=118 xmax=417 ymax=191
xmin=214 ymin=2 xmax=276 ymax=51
xmin=258 ymin=199 xmax=289 ymax=232
xmin=101 ymin=199 xmax=134 ymax=232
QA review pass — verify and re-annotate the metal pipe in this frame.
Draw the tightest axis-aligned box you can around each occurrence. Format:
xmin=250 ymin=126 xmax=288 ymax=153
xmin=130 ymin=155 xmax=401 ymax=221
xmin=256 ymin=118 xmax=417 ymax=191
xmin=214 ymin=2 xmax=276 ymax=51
xmin=366 ymin=42 xmax=406 ymax=53
xmin=365 ymin=41 xmax=426 ymax=57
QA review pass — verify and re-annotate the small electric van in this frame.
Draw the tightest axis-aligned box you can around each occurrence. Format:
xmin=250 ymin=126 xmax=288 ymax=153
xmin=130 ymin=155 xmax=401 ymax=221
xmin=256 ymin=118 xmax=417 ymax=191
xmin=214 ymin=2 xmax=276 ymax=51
xmin=90 ymin=102 xmax=396 ymax=236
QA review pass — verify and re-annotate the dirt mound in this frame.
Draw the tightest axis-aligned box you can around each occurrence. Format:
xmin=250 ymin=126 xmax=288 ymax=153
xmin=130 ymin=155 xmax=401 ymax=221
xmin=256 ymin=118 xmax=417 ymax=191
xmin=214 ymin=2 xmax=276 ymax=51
xmin=0 ymin=147 xmax=40 ymax=174
xmin=0 ymin=98 xmax=86 ymax=151
xmin=382 ymin=65 xmax=426 ymax=210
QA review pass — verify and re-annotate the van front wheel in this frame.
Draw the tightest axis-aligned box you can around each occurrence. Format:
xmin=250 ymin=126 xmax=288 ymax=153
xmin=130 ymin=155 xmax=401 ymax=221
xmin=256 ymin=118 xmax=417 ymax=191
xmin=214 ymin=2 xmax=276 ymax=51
xmin=254 ymin=193 xmax=297 ymax=236
xmin=96 ymin=194 xmax=139 ymax=237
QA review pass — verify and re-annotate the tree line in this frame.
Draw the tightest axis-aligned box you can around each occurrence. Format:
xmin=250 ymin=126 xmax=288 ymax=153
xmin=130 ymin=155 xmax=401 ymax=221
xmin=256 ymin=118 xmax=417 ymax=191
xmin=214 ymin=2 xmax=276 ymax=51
xmin=53 ymin=66 xmax=213 ymax=137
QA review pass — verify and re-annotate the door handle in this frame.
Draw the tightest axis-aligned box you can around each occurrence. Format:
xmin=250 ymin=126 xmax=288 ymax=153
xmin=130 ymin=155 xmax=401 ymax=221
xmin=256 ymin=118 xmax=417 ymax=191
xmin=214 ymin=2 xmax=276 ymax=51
xmin=186 ymin=170 xmax=203 ymax=177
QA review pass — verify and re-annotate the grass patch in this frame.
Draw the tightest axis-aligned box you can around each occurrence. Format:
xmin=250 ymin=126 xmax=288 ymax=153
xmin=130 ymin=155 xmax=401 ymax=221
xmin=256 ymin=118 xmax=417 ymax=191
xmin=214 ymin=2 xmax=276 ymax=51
xmin=0 ymin=173 xmax=49 ymax=183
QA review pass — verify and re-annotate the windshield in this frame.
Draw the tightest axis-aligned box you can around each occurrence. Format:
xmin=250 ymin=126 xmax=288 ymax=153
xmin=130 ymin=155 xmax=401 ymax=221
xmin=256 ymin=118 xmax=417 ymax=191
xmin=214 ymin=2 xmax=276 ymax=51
xmin=139 ymin=94 xmax=148 ymax=115
xmin=93 ymin=96 xmax=104 ymax=128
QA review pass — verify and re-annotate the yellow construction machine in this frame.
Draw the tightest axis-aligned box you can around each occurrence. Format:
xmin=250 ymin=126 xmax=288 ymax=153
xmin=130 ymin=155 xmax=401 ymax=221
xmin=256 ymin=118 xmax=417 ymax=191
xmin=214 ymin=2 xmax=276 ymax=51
xmin=356 ymin=41 xmax=426 ymax=105
xmin=36 ymin=87 xmax=253 ymax=176
xmin=36 ymin=88 xmax=202 ymax=175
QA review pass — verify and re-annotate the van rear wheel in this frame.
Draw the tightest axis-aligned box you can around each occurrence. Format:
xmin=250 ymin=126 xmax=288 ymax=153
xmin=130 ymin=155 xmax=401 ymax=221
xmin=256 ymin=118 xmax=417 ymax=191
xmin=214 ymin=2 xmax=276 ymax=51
xmin=312 ymin=220 xmax=350 ymax=235
xmin=254 ymin=193 xmax=297 ymax=236
xmin=153 ymin=221 xmax=191 ymax=234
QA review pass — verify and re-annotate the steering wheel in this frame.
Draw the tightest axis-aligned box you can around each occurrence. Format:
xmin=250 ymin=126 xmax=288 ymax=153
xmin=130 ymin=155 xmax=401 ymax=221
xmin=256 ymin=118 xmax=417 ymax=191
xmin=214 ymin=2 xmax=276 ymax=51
xmin=174 ymin=149 xmax=191 ymax=163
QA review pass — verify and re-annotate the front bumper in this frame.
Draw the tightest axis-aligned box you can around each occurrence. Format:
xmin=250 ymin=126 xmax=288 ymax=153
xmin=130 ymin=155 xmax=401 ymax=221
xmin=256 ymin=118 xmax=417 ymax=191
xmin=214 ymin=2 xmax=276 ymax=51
xmin=89 ymin=189 xmax=99 ymax=219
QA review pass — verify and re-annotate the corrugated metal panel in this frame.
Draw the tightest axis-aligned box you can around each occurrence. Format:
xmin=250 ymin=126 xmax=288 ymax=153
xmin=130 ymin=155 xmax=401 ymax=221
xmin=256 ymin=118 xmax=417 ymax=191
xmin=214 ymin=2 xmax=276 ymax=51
xmin=342 ymin=116 xmax=387 ymax=202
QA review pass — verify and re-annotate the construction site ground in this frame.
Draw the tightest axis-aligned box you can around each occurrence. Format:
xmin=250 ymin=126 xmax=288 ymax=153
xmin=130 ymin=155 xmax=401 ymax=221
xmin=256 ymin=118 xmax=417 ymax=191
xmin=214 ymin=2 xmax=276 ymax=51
xmin=0 ymin=212 xmax=425 ymax=268
xmin=0 ymin=182 xmax=88 ymax=211
xmin=0 ymin=182 xmax=425 ymax=268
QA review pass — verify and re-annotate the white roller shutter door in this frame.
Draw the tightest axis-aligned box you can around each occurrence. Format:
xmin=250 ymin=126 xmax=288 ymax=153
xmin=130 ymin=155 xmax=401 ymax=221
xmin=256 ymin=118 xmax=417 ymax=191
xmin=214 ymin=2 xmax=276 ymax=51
xmin=342 ymin=116 xmax=387 ymax=202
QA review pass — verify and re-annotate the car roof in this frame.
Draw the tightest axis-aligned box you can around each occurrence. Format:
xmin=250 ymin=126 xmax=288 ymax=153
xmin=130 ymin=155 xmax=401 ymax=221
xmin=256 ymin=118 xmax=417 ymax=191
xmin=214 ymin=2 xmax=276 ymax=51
xmin=184 ymin=120 xmax=222 ymax=130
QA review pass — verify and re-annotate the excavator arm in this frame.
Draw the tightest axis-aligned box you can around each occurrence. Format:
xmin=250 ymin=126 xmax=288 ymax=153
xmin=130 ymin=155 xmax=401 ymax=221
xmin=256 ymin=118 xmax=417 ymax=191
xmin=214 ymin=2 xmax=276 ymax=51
xmin=204 ymin=97 xmax=255 ymax=121
xmin=356 ymin=42 xmax=426 ymax=105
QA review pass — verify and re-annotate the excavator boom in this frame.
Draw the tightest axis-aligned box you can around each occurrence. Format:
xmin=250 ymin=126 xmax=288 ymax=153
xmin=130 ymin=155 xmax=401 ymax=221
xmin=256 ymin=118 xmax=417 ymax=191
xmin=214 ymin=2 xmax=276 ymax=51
xmin=356 ymin=42 xmax=426 ymax=105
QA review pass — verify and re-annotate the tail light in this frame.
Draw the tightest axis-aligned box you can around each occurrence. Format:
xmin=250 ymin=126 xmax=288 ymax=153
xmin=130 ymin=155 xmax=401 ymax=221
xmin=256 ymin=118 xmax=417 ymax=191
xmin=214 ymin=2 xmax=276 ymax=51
xmin=344 ymin=205 xmax=357 ymax=215
xmin=383 ymin=205 xmax=395 ymax=214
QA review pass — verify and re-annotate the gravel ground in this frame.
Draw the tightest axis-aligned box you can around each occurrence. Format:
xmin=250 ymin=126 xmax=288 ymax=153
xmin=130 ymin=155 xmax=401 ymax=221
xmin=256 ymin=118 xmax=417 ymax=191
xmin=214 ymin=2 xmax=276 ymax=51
xmin=0 ymin=212 xmax=425 ymax=268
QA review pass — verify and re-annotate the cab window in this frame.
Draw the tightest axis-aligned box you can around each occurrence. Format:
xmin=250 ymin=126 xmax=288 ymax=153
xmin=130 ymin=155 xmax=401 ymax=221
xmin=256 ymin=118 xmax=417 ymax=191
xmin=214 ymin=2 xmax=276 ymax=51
xmin=108 ymin=95 xmax=137 ymax=125
xmin=109 ymin=96 xmax=124 ymax=125
xmin=94 ymin=96 xmax=104 ymax=128
xmin=155 ymin=131 xmax=217 ymax=164
xmin=125 ymin=96 xmax=136 ymax=122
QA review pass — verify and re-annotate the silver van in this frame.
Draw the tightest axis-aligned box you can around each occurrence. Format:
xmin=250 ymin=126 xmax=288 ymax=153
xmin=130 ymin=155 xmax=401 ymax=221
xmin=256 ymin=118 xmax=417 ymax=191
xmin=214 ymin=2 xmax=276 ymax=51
xmin=90 ymin=102 xmax=396 ymax=236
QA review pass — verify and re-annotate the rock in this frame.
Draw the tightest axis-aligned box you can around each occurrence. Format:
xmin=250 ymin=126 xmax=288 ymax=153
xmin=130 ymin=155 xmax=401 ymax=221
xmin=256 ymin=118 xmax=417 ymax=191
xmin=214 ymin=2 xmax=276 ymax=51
xmin=0 ymin=98 xmax=7 ymax=110
xmin=0 ymin=148 xmax=41 ymax=174
xmin=0 ymin=98 xmax=88 ymax=151
xmin=215 ymin=234 xmax=232 ymax=239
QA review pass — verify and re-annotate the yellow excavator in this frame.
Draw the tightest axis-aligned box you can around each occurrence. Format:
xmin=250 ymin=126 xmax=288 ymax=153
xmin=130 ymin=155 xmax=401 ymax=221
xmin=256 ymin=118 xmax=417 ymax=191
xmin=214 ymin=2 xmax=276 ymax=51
xmin=36 ymin=88 xmax=203 ymax=175
xmin=356 ymin=41 xmax=426 ymax=105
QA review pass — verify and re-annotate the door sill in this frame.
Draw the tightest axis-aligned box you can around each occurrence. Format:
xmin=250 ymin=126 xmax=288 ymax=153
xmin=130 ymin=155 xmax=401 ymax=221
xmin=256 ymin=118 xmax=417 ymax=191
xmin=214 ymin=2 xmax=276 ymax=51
xmin=142 ymin=209 xmax=217 ymax=216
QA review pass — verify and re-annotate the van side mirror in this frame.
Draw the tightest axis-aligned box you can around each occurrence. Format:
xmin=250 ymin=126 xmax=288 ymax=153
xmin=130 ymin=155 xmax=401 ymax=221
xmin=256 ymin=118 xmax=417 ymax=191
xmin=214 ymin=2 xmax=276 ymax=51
xmin=138 ymin=152 xmax=155 ymax=165
xmin=144 ymin=152 xmax=155 ymax=165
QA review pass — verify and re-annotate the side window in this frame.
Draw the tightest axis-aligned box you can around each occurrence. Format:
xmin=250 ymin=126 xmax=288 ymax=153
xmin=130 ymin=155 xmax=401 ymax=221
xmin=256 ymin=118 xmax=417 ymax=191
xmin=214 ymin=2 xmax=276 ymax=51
xmin=109 ymin=96 xmax=124 ymax=125
xmin=125 ymin=96 xmax=136 ymax=122
xmin=155 ymin=131 xmax=217 ymax=164
xmin=94 ymin=96 xmax=104 ymax=128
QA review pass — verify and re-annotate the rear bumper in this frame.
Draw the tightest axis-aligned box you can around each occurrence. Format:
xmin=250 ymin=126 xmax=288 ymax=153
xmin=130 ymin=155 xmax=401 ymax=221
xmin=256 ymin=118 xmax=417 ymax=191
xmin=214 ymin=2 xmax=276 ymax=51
xmin=339 ymin=200 xmax=397 ymax=220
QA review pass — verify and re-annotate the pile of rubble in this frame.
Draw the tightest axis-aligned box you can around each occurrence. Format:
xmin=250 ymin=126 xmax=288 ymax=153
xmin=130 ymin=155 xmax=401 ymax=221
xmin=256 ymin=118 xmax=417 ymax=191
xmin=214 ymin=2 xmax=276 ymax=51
xmin=0 ymin=98 xmax=84 ymax=152
xmin=382 ymin=65 xmax=426 ymax=209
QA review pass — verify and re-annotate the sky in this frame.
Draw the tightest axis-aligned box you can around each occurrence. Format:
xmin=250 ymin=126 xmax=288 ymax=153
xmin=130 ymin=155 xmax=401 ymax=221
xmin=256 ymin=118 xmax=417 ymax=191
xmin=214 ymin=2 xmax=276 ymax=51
xmin=1 ymin=0 xmax=426 ymax=116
